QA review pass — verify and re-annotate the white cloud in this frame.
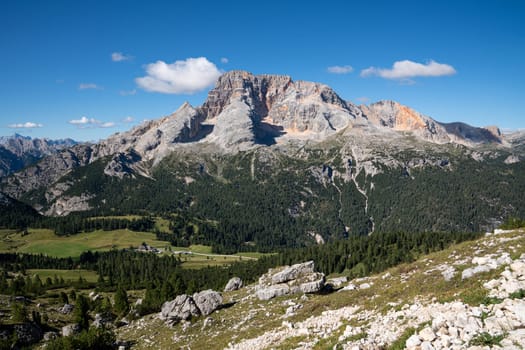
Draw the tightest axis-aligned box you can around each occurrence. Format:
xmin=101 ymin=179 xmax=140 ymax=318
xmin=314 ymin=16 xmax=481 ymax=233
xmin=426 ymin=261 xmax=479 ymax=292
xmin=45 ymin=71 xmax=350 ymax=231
xmin=68 ymin=116 xmax=115 ymax=129
xmin=327 ymin=65 xmax=354 ymax=74
xmin=122 ymin=116 xmax=135 ymax=123
xmin=111 ymin=52 xmax=132 ymax=62
xmin=69 ymin=116 xmax=96 ymax=125
xmin=136 ymin=57 xmax=222 ymax=94
xmin=79 ymin=83 xmax=102 ymax=90
xmin=361 ymin=60 xmax=456 ymax=79
xmin=220 ymin=57 xmax=229 ymax=64
xmin=119 ymin=89 xmax=137 ymax=96
xmin=8 ymin=122 xmax=43 ymax=129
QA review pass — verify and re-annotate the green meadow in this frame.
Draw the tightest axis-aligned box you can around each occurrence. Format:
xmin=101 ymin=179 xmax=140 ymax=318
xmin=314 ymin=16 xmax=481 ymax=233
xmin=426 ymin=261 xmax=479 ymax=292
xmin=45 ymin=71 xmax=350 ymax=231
xmin=0 ymin=228 xmax=169 ymax=258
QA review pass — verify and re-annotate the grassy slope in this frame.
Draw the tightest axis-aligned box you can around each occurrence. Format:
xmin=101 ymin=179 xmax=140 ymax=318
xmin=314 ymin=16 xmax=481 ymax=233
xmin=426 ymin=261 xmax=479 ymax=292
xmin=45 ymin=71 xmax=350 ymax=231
xmin=116 ymin=229 xmax=525 ymax=350
xmin=0 ymin=228 xmax=169 ymax=258
xmin=0 ymin=229 xmax=267 ymax=270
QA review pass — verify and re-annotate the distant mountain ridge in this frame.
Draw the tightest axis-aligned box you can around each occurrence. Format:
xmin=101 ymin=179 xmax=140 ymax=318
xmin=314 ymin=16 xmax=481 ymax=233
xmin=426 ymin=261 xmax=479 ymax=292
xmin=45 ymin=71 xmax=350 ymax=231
xmin=0 ymin=134 xmax=78 ymax=177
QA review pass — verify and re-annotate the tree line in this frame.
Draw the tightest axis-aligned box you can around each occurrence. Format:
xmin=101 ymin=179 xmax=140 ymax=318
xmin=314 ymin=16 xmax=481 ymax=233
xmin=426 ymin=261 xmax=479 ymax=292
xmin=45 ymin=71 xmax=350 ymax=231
xmin=0 ymin=230 xmax=483 ymax=313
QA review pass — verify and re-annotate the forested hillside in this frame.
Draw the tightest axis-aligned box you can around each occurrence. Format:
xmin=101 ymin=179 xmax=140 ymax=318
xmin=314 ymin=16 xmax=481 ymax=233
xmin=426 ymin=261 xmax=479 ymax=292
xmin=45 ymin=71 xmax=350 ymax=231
xmin=3 ymin=146 xmax=525 ymax=253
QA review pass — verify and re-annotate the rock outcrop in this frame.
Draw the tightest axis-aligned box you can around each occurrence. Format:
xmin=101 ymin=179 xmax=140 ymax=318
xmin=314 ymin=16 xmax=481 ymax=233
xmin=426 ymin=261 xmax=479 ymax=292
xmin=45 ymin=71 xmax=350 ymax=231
xmin=224 ymin=277 xmax=243 ymax=292
xmin=256 ymin=261 xmax=325 ymax=300
xmin=192 ymin=290 xmax=223 ymax=316
xmin=361 ymin=100 xmax=504 ymax=145
xmin=159 ymin=290 xmax=223 ymax=325
xmin=159 ymin=294 xmax=200 ymax=324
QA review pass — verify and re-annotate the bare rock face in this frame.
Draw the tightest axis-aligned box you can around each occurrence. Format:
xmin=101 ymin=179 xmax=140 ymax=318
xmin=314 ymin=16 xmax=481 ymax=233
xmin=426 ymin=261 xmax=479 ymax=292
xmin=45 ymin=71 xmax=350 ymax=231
xmin=192 ymin=290 xmax=223 ymax=316
xmin=102 ymin=102 xmax=204 ymax=164
xmin=256 ymin=261 xmax=325 ymax=300
xmin=200 ymin=70 xmax=362 ymax=148
xmin=160 ymin=295 xmax=200 ymax=324
xmin=441 ymin=121 xmax=503 ymax=144
xmin=45 ymin=193 xmax=94 ymax=216
xmin=224 ymin=277 xmax=243 ymax=292
xmin=256 ymin=284 xmax=291 ymax=301
xmin=103 ymin=150 xmax=143 ymax=178
xmin=361 ymin=100 xmax=504 ymax=146
xmin=2 ymin=144 xmax=95 ymax=198
xmin=299 ymin=272 xmax=325 ymax=293
xmin=0 ymin=134 xmax=78 ymax=177
xmin=271 ymin=261 xmax=315 ymax=284
xmin=205 ymin=96 xmax=256 ymax=151
xmin=361 ymin=100 xmax=451 ymax=143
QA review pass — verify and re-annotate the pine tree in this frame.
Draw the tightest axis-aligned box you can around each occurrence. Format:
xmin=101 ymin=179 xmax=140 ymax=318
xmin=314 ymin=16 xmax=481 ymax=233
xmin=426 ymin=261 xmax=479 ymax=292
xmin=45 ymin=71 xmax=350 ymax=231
xmin=11 ymin=301 xmax=28 ymax=323
xmin=74 ymin=294 xmax=90 ymax=330
xmin=160 ymin=281 xmax=174 ymax=302
xmin=113 ymin=286 xmax=130 ymax=317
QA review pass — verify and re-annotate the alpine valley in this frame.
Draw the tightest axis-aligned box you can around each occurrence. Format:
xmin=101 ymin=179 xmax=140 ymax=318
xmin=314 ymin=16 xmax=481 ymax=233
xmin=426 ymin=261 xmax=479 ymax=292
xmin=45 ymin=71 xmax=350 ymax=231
xmin=1 ymin=70 xmax=525 ymax=253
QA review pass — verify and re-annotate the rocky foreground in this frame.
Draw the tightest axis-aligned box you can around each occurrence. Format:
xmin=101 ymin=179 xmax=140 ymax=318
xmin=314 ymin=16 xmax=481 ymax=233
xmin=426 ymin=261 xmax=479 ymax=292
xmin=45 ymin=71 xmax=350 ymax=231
xmin=117 ymin=229 xmax=525 ymax=349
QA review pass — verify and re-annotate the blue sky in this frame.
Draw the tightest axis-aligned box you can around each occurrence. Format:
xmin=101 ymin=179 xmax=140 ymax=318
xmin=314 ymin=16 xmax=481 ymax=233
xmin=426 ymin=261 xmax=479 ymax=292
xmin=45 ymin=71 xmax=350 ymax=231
xmin=1 ymin=0 xmax=524 ymax=141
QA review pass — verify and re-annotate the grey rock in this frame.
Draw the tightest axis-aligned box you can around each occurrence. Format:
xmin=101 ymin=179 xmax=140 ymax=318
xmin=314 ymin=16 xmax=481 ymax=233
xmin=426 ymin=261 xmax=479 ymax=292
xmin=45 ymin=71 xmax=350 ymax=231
xmin=420 ymin=341 xmax=435 ymax=350
xmin=193 ymin=290 xmax=223 ymax=316
xmin=256 ymin=284 xmax=290 ymax=301
xmin=405 ymin=334 xmax=421 ymax=347
xmin=299 ymin=272 xmax=325 ymax=293
xmin=256 ymin=261 xmax=325 ymax=300
xmin=0 ymin=134 xmax=78 ymax=177
xmin=92 ymin=313 xmax=113 ymax=328
xmin=271 ymin=261 xmax=315 ymax=284
xmin=504 ymin=300 xmax=525 ymax=325
xmin=327 ymin=276 xmax=348 ymax=288
xmin=62 ymin=323 xmax=81 ymax=337
xmin=202 ymin=316 xmax=215 ymax=329
xmin=159 ymin=294 xmax=200 ymax=324
xmin=43 ymin=331 xmax=58 ymax=341
xmin=359 ymin=282 xmax=371 ymax=289
xmin=419 ymin=326 xmax=436 ymax=342
xmin=60 ymin=303 xmax=74 ymax=314
xmin=461 ymin=265 xmax=491 ymax=279
xmin=224 ymin=277 xmax=243 ymax=291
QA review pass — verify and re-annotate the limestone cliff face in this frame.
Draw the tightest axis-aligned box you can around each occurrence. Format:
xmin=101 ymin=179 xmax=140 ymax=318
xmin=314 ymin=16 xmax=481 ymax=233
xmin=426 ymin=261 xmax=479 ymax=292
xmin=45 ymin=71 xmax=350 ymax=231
xmin=199 ymin=71 xmax=363 ymax=148
xmin=99 ymin=102 xmax=204 ymax=163
xmin=361 ymin=100 xmax=503 ymax=145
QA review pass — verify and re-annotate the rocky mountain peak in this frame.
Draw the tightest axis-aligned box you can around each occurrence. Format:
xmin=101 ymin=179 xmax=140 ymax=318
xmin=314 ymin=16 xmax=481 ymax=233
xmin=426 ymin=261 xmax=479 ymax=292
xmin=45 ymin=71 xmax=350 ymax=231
xmin=484 ymin=125 xmax=502 ymax=138
xmin=199 ymin=71 xmax=360 ymax=149
xmin=0 ymin=134 xmax=78 ymax=157
xmin=200 ymin=70 xmax=293 ymax=120
xmin=363 ymin=100 xmax=430 ymax=131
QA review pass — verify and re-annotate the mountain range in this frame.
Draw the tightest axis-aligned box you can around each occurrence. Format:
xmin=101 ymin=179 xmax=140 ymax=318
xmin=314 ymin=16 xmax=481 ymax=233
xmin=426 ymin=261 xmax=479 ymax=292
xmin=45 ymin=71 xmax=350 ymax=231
xmin=0 ymin=134 xmax=77 ymax=178
xmin=1 ymin=71 xmax=524 ymax=250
